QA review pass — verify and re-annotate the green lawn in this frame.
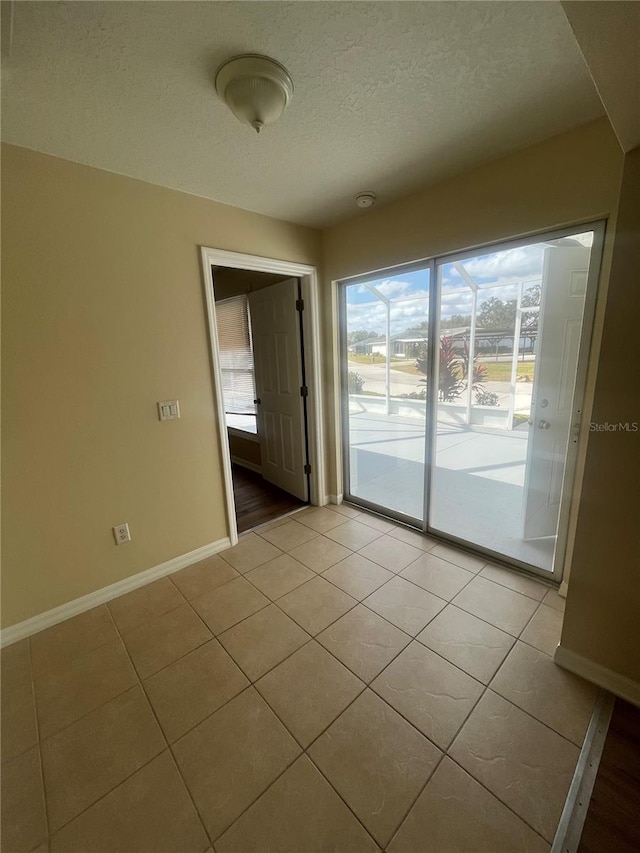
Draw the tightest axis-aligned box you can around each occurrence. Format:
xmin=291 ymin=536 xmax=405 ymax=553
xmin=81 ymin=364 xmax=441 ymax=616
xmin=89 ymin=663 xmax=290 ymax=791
xmin=348 ymin=354 xmax=387 ymax=365
xmin=349 ymin=356 xmax=535 ymax=382
xmin=390 ymin=361 xmax=421 ymax=375
xmin=481 ymin=362 xmax=535 ymax=381
xmin=348 ymin=354 xmax=412 ymax=366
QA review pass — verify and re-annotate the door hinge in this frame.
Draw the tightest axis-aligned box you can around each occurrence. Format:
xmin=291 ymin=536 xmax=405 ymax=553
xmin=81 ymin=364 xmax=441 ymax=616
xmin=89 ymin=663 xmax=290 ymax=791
xmin=296 ymin=298 xmax=304 ymax=312
xmin=304 ymin=463 xmax=312 ymax=475
xmin=571 ymin=409 xmax=582 ymax=443
xmin=300 ymin=386 xmax=308 ymax=397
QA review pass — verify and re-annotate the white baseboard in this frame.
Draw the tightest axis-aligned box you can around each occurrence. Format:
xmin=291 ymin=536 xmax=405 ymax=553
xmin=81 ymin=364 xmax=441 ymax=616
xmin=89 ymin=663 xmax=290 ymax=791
xmin=230 ymin=456 xmax=262 ymax=475
xmin=328 ymin=494 xmax=343 ymax=505
xmin=558 ymin=580 xmax=569 ymax=598
xmin=555 ymin=644 xmax=640 ymax=707
xmin=0 ymin=537 xmax=232 ymax=648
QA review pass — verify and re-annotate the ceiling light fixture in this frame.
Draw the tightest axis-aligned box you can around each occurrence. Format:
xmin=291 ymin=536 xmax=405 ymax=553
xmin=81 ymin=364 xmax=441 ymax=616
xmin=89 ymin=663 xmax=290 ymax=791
xmin=215 ymin=54 xmax=293 ymax=134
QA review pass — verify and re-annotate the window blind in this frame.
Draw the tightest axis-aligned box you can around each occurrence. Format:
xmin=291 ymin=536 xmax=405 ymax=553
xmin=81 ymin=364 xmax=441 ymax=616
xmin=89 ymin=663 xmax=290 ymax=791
xmin=216 ymin=295 xmax=257 ymax=417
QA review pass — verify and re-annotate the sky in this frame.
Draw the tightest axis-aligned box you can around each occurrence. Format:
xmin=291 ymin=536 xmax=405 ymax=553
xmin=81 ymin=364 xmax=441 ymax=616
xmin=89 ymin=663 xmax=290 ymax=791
xmin=345 ymin=233 xmax=593 ymax=336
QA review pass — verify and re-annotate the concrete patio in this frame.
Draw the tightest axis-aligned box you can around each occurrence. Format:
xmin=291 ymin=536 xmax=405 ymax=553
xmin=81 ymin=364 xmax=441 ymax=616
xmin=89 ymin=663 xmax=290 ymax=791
xmin=347 ymin=409 xmax=555 ymax=573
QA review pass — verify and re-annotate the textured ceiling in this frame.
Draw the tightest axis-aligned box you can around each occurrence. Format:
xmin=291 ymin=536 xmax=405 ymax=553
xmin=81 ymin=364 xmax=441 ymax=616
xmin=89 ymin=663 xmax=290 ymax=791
xmin=1 ymin=1 xmax=604 ymax=227
xmin=562 ymin=0 xmax=640 ymax=153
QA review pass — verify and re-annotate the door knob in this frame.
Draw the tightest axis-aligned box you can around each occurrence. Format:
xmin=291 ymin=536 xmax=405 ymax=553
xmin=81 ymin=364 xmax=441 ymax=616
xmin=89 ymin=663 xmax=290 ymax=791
xmin=254 ymin=398 xmax=261 ymax=405
xmin=537 ymin=419 xmax=551 ymax=430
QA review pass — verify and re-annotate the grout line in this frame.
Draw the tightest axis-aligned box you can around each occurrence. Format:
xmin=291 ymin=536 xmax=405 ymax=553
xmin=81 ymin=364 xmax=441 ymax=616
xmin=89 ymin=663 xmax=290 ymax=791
xmin=163 ymin=745 xmax=217 ymax=848
xmin=201 ymin=565 xmax=439 ymax=735
xmin=441 ymin=680 xmax=488 ymax=748
xmin=366 ymin=673 xmax=479 ymax=756
xmin=163 ymin=681 xmax=254 ymax=746
xmin=254 ymin=650 xmax=368 ymax=753
xmin=485 ymin=667 xmax=592 ymax=749
xmin=44 ymin=751 xmax=171 ymax=841
xmin=519 ymin=633 xmax=559 ymax=656
xmin=42 ymin=611 xmax=207 ymax=845
xmin=443 ymin=751 xmax=554 ymax=846
xmin=110 ymin=613 xmax=213 ymax=847
xmin=205 ymin=740 xmax=302 ymax=846
xmin=302 ymin=749 xmax=386 ymax=850
xmin=218 ymin=635 xmax=316 ymax=696
xmin=157 ymin=640 xmax=371 ymax=848
xmin=448 ymin=578 xmax=545 ymax=640
xmin=382 ymin=751 xmax=448 ymax=851
xmin=31 ymin=639 xmax=139 ymax=745
xmin=230 ymin=678 xmax=383 ymax=850
xmin=26 ymin=636 xmax=50 ymax=848
xmin=480 ymin=683 xmax=588 ymax=751
xmin=129 ymin=633 xmax=215 ymax=682
xmin=477 ymin=568 xmax=554 ymax=602
xmin=398 ymin=558 xmax=478 ymax=601
xmin=271 ymin=589 xmax=360 ymax=637
xmin=39 ymin=622 xmax=161 ymax=840
xmin=2 ymin=638 xmax=42 ymax=766
xmin=517 ymin=595 xmax=546 ymax=638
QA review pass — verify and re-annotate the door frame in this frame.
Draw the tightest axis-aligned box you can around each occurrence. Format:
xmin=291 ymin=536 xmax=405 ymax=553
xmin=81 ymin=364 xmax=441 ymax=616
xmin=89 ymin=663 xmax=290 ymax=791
xmin=200 ymin=247 xmax=326 ymax=546
xmin=335 ymin=220 xmax=606 ymax=584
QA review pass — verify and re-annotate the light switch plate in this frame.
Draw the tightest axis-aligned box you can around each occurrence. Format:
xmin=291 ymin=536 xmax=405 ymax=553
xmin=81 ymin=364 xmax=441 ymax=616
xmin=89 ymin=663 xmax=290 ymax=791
xmin=158 ymin=400 xmax=180 ymax=421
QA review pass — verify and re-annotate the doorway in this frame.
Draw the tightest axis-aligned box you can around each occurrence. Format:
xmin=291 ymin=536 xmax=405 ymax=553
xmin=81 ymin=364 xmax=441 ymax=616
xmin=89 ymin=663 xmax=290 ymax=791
xmin=213 ymin=267 xmax=308 ymax=530
xmin=339 ymin=222 xmax=604 ymax=582
xmin=201 ymin=248 xmax=325 ymax=546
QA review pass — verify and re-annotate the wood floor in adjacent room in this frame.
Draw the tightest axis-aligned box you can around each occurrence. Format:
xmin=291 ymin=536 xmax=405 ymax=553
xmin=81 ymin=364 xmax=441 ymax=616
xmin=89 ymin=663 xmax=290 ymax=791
xmin=579 ymin=697 xmax=640 ymax=853
xmin=232 ymin=463 xmax=306 ymax=533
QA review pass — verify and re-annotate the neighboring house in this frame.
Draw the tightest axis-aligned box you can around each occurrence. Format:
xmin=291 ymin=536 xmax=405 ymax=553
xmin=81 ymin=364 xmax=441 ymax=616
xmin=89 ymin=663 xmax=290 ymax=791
xmin=348 ymin=336 xmax=386 ymax=356
xmin=348 ymin=333 xmax=427 ymax=357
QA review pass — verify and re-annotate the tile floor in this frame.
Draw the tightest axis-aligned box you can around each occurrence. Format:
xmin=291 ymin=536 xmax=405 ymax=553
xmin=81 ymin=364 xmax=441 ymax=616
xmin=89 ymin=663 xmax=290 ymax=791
xmin=1 ymin=504 xmax=600 ymax=853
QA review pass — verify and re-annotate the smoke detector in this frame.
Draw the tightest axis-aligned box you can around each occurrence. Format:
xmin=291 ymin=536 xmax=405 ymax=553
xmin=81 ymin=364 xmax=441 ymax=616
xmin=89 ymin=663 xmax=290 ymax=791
xmin=355 ymin=191 xmax=377 ymax=209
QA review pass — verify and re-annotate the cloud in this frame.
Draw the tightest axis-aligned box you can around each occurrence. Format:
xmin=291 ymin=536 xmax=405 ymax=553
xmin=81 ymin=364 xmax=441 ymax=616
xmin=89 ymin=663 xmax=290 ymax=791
xmin=347 ymin=298 xmax=429 ymax=335
xmin=375 ymin=279 xmax=413 ymax=298
xmin=461 ymin=246 xmax=544 ymax=283
xmin=441 ymin=292 xmax=473 ymax=317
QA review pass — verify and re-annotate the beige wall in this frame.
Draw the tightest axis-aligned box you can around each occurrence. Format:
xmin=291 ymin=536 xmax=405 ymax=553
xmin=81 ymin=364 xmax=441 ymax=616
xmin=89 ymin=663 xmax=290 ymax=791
xmin=228 ymin=434 xmax=262 ymax=469
xmin=1 ymin=144 xmax=321 ymax=627
xmin=321 ymin=118 xmax=624 ymax=496
xmin=560 ymin=146 xmax=640 ymax=684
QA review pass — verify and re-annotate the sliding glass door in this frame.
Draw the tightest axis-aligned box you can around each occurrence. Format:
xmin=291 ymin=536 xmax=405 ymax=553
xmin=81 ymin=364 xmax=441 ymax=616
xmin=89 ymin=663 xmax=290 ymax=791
xmin=341 ymin=264 xmax=432 ymax=522
xmin=340 ymin=224 xmax=604 ymax=580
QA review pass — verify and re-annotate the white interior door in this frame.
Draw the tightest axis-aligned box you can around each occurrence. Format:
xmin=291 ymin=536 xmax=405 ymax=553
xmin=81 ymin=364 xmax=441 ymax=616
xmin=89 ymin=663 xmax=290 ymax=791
xmin=523 ymin=245 xmax=590 ymax=540
xmin=249 ymin=278 xmax=308 ymax=501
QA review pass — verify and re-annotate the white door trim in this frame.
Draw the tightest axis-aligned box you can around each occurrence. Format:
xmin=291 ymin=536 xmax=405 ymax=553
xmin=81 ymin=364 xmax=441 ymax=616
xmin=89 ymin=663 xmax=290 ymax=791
xmin=200 ymin=247 xmax=326 ymax=546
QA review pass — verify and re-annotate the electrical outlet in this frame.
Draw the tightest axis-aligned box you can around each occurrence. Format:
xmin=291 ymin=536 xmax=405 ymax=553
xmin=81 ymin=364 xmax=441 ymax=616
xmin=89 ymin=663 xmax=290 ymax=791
xmin=113 ymin=523 xmax=131 ymax=545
